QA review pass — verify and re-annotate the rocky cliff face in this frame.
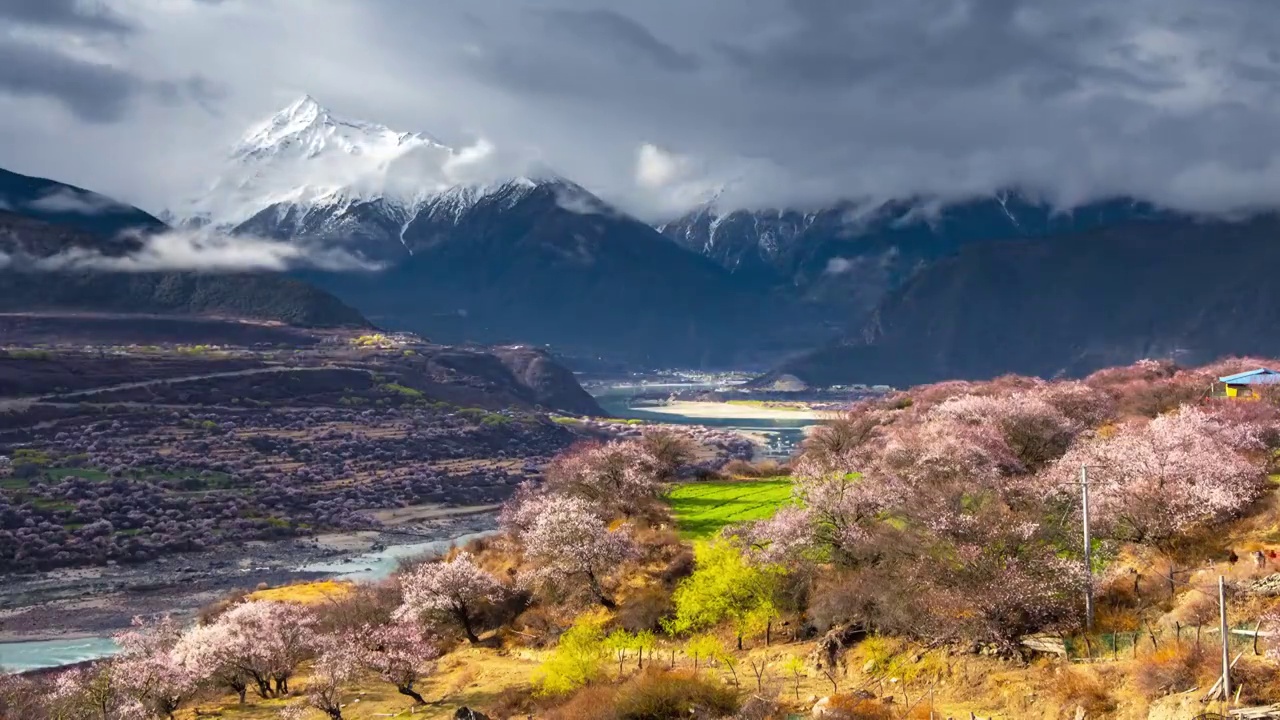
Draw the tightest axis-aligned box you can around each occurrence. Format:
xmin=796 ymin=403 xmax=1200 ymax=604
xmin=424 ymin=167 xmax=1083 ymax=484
xmin=491 ymin=346 xmax=605 ymax=417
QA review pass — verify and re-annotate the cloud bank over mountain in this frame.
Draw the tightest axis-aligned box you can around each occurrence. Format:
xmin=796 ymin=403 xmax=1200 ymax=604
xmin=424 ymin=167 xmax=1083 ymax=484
xmin=3 ymin=0 xmax=1280 ymax=219
xmin=26 ymin=228 xmax=380 ymax=273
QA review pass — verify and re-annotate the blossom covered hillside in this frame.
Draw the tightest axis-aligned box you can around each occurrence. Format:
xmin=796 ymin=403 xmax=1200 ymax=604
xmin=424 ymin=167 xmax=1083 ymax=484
xmin=10 ymin=358 xmax=1280 ymax=719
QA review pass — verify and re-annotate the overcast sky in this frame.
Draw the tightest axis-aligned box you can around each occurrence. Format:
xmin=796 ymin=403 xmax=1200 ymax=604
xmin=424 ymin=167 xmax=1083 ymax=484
xmin=3 ymin=0 xmax=1280 ymax=220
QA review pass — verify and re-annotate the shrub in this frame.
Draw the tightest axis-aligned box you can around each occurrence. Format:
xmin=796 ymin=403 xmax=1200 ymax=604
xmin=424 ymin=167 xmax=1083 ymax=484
xmin=720 ymin=459 xmax=788 ymax=479
xmin=485 ymin=685 xmax=540 ymax=719
xmin=1047 ymin=666 xmax=1116 ymax=717
xmin=822 ymin=695 xmax=895 ymax=720
xmin=617 ymin=586 xmax=674 ymax=633
xmin=534 ymin=610 xmax=609 ymax=696
xmin=1230 ymin=656 xmax=1280 ymax=705
xmin=196 ymin=587 xmax=250 ymax=624
xmin=658 ymin=548 xmax=695 ymax=585
xmin=543 ymin=685 xmax=619 ymax=720
xmin=610 ymin=669 xmax=739 ymax=720
xmin=1134 ymin=645 xmax=1212 ymax=698
xmin=513 ymin=605 xmax=561 ymax=646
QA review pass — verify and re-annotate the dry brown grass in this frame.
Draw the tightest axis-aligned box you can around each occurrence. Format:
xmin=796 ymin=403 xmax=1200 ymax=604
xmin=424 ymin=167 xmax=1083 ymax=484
xmin=1134 ymin=645 xmax=1215 ymax=699
xmin=541 ymin=669 xmax=740 ymax=720
xmin=1229 ymin=655 xmax=1280 ymax=705
xmin=822 ymin=695 xmax=895 ymax=720
xmin=1046 ymin=665 xmax=1117 ymax=717
xmin=541 ymin=684 xmax=619 ymax=720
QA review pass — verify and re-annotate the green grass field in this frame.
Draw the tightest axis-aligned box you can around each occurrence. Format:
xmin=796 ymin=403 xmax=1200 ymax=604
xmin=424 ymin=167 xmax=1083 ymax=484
xmin=664 ymin=477 xmax=795 ymax=539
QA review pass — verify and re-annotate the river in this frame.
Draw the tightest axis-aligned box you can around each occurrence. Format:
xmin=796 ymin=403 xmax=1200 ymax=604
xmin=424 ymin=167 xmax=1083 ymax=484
xmin=593 ymin=389 xmax=819 ymax=459
xmin=0 ymin=531 xmax=497 ymax=673
xmin=2 ymin=386 xmax=821 ymax=673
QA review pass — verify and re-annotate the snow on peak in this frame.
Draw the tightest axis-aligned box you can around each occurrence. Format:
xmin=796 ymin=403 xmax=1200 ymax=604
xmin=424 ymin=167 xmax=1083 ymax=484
xmin=180 ymin=95 xmax=539 ymax=227
xmin=232 ymin=94 xmax=447 ymax=164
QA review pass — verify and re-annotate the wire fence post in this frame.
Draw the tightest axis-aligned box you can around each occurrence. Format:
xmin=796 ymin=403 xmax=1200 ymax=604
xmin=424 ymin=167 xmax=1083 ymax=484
xmin=1219 ymin=574 xmax=1231 ymax=703
xmin=1082 ymin=465 xmax=1094 ymax=632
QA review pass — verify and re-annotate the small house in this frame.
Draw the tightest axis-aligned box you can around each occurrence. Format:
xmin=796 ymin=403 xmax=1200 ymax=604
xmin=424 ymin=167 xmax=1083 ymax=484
xmin=1218 ymin=368 xmax=1280 ymax=398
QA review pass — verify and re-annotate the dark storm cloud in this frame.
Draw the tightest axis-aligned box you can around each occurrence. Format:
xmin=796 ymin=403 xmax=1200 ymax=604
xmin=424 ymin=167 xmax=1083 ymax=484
xmin=0 ymin=0 xmax=134 ymax=35
xmin=0 ymin=38 xmax=141 ymax=123
xmin=10 ymin=0 xmax=1280 ymax=219
xmin=152 ymin=75 xmax=229 ymax=115
xmin=713 ymin=0 xmax=1166 ymax=96
xmin=534 ymin=8 xmax=699 ymax=72
xmin=0 ymin=0 xmax=227 ymax=131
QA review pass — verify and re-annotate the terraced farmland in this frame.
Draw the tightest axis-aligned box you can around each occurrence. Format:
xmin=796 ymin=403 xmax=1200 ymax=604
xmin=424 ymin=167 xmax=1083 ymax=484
xmin=664 ymin=477 xmax=794 ymax=539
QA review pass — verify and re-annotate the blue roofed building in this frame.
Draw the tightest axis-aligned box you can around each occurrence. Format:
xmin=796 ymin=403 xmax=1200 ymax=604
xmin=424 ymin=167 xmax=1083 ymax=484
xmin=1218 ymin=368 xmax=1280 ymax=399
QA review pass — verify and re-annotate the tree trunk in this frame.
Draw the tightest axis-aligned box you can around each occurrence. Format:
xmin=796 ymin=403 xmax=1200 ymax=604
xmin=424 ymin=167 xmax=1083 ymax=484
xmin=397 ymin=685 xmax=427 ymax=705
xmin=737 ymin=632 xmax=743 ymax=651
xmin=456 ymin=606 xmax=481 ymax=644
xmin=586 ymin=570 xmax=617 ymax=610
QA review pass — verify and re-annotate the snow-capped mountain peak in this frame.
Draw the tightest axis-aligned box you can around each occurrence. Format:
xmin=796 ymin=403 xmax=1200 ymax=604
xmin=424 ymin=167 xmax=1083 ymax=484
xmin=176 ymin=95 xmax=547 ymax=232
xmin=232 ymin=95 xmax=446 ymax=164
xmin=169 ymin=95 xmax=581 ymax=261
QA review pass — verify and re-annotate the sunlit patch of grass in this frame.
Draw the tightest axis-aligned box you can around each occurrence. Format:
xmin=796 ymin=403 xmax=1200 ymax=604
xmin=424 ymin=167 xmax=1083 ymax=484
xmin=663 ymin=478 xmax=794 ymax=539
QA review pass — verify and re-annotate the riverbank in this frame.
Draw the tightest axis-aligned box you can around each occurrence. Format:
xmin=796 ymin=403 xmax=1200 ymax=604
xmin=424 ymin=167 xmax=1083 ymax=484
xmin=0 ymin=510 xmax=497 ymax=645
xmin=635 ymin=400 xmax=831 ymax=420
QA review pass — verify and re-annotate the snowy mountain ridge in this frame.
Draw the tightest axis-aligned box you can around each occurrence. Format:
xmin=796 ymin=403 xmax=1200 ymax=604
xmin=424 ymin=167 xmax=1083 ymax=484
xmin=176 ymin=95 xmax=549 ymax=242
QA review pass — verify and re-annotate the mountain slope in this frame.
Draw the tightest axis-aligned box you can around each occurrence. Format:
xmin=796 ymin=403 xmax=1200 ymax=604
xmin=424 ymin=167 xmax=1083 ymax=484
xmin=299 ymin=182 xmax=777 ymax=365
xmin=661 ymin=194 xmax=1167 ymax=322
xmin=0 ymin=167 xmax=166 ymax=239
xmin=0 ymin=174 xmax=370 ymax=328
xmin=180 ymin=97 xmax=797 ymax=366
xmin=767 ymin=215 xmax=1280 ymax=387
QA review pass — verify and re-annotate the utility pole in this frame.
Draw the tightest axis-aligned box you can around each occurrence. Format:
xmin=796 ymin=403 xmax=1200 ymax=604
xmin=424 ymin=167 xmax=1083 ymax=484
xmin=1220 ymin=575 xmax=1231 ymax=702
xmin=1082 ymin=465 xmax=1094 ymax=632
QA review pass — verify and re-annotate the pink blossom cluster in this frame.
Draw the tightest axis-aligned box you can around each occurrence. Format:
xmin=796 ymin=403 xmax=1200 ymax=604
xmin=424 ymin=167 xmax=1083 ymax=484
xmin=541 ymin=439 xmax=666 ymax=513
xmin=1048 ymin=406 xmax=1266 ymax=544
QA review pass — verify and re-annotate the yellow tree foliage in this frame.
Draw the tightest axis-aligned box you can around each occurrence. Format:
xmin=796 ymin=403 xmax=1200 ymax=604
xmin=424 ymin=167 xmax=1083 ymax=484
xmin=533 ymin=609 xmax=610 ymax=696
xmin=665 ymin=538 xmax=781 ymax=649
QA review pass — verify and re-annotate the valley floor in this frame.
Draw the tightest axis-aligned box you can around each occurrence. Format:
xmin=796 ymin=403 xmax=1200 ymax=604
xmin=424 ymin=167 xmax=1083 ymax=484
xmin=633 ymin=400 xmax=829 ymax=421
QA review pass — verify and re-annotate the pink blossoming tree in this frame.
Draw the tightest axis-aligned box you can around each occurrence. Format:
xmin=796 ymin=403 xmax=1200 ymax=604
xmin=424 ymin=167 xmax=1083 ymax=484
xmin=516 ymin=494 xmax=635 ymax=608
xmin=111 ymin=616 xmax=198 ymax=719
xmin=347 ymin=622 xmax=440 ymax=704
xmin=171 ymin=621 xmax=251 ymax=704
xmin=215 ymin=600 xmax=317 ymax=698
xmin=395 ymin=552 xmax=502 ymax=643
xmin=542 ymin=440 xmax=665 ymax=514
xmin=1048 ymin=406 xmax=1265 ymax=545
